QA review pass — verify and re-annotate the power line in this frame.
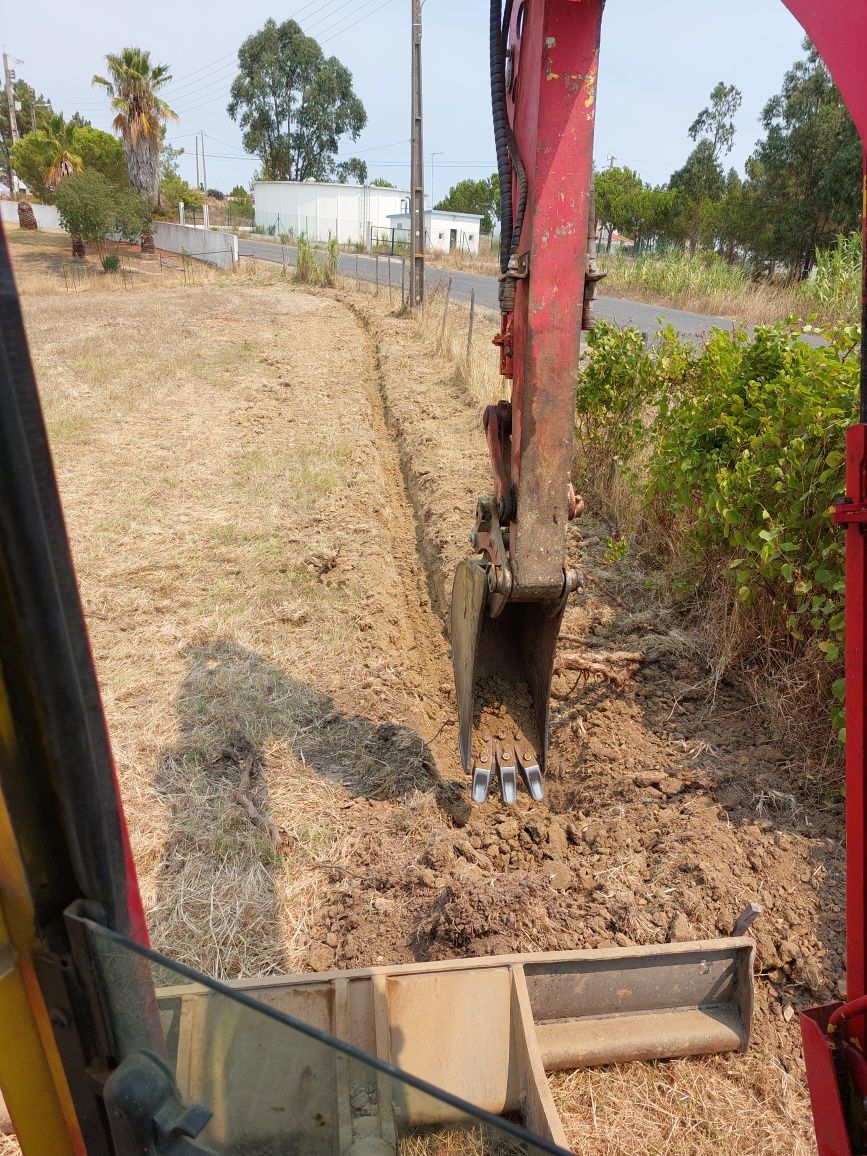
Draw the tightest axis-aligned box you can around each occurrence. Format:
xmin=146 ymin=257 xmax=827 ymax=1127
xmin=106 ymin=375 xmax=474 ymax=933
xmin=320 ymin=0 xmax=398 ymax=43
xmin=165 ymin=0 xmax=400 ymax=118
xmin=162 ymin=65 xmax=237 ymax=103
xmin=302 ymin=0 xmax=371 ymax=37
xmin=162 ymin=0 xmax=376 ymax=101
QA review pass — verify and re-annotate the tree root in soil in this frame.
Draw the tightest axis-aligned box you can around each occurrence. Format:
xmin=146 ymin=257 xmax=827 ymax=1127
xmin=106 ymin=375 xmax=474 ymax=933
xmin=554 ymin=649 xmax=643 ymax=691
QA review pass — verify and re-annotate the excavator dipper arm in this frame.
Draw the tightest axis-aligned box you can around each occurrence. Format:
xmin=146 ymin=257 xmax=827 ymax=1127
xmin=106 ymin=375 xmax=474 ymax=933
xmin=451 ymin=0 xmax=603 ymax=802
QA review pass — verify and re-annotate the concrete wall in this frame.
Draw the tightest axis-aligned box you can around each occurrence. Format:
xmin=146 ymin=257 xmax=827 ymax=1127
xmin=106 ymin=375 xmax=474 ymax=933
xmin=1 ymin=201 xmax=237 ymax=267
xmin=0 ymin=201 xmax=62 ymax=230
xmin=153 ymin=221 xmax=238 ymax=268
xmin=253 ymin=181 xmax=411 ymax=248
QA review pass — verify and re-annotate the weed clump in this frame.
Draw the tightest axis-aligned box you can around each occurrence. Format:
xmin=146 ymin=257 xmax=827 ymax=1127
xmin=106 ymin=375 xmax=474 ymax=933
xmin=294 ymin=234 xmax=321 ymax=286
xmin=323 ymin=236 xmax=339 ymax=288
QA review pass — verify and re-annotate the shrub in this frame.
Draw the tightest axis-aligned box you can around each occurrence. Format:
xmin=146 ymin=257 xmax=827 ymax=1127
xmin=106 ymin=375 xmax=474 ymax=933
xmin=55 ymin=170 xmax=115 ymax=249
xmin=113 ymin=188 xmax=153 ymax=243
xmin=101 ymin=252 xmax=121 ymax=272
xmin=161 ymin=173 xmax=204 ymax=214
xmin=647 ymin=323 xmax=856 ymax=665
xmin=577 ymin=319 xmax=860 ymax=745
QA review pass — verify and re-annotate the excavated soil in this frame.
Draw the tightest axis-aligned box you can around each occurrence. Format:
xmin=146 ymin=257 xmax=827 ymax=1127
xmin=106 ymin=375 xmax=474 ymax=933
xmin=21 ymin=250 xmax=842 ymax=1154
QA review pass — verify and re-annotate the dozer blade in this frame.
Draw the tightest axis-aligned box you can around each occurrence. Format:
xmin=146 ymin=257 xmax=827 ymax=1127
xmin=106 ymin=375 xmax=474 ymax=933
xmin=451 ymin=558 xmax=566 ymax=803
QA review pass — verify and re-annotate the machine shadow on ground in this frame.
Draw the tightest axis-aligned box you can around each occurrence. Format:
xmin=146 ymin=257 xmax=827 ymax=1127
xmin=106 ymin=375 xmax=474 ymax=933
xmin=155 ymin=639 xmax=464 ymax=843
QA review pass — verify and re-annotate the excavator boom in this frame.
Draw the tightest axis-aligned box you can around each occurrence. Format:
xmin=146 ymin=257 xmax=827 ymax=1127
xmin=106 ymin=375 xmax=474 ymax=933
xmin=451 ymin=0 xmax=602 ymax=803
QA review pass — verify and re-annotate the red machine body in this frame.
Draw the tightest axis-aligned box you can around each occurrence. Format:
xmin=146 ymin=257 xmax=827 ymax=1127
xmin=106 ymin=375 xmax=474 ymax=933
xmin=472 ymin=0 xmax=867 ymax=1147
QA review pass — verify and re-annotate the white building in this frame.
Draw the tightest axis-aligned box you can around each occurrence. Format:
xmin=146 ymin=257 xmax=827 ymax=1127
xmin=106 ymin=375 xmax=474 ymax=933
xmin=252 ymin=181 xmax=410 ymax=249
xmin=385 ymin=209 xmax=483 ymax=255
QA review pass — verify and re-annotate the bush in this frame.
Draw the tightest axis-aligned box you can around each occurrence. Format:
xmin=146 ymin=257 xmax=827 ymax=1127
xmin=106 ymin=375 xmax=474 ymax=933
xmin=113 ymin=188 xmax=153 ymax=243
xmin=577 ymin=318 xmax=860 ymax=744
xmin=161 ymin=173 xmax=204 ymax=213
xmin=55 ymin=170 xmax=115 ymax=248
xmin=102 ymin=252 xmax=121 ymax=273
xmin=648 ymin=323 xmax=856 ymax=660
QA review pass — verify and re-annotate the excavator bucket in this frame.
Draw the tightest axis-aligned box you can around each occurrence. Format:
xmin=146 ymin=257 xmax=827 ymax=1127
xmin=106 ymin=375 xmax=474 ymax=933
xmin=451 ymin=558 xmax=565 ymax=804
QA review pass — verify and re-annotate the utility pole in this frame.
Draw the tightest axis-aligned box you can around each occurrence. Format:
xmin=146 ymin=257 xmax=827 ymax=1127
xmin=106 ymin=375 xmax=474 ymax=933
xmin=409 ymin=0 xmax=424 ymax=307
xmin=195 ymin=133 xmax=201 ymax=190
xmin=200 ymin=130 xmax=207 ymax=191
xmin=3 ymin=53 xmax=20 ymax=146
xmin=4 ymin=52 xmax=20 ymax=196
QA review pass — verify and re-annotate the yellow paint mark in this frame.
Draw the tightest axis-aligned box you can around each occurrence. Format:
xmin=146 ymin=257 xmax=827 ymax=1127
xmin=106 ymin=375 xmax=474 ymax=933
xmin=584 ymin=48 xmax=599 ymax=108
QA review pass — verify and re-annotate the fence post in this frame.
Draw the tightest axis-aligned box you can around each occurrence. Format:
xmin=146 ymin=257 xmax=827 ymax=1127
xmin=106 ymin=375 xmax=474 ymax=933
xmin=355 ymin=255 xmax=359 ymax=290
xmin=388 ymin=256 xmax=392 ymax=307
xmin=440 ymin=277 xmax=452 ymax=342
xmin=467 ymin=287 xmax=475 ymax=358
xmin=375 ymin=254 xmax=379 ymax=296
xmin=401 ymin=256 xmax=406 ymax=307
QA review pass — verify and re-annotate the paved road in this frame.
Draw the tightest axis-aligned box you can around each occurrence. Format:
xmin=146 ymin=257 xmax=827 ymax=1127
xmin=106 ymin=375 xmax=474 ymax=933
xmin=238 ymin=237 xmax=731 ymax=338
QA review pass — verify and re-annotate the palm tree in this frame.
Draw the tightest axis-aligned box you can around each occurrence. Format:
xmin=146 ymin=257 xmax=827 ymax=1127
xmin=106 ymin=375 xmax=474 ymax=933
xmin=42 ymin=114 xmax=85 ymax=257
xmin=92 ymin=47 xmax=176 ymax=251
xmin=42 ymin=114 xmax=83 ymax=186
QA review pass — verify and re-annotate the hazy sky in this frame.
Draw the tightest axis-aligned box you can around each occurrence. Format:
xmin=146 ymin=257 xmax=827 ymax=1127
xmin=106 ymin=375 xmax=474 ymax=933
xmin=4 ymin=0 xmax=807 ymax=199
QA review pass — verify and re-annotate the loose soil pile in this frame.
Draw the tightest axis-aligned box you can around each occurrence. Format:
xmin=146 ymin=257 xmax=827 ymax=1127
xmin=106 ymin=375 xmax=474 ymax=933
xmin=14 ymin=233 xmax=841 ymax=1154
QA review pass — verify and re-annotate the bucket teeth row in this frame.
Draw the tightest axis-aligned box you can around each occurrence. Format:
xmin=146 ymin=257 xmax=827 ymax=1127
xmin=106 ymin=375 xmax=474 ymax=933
xmin=472 ymin=734 xmax=542 ymax=805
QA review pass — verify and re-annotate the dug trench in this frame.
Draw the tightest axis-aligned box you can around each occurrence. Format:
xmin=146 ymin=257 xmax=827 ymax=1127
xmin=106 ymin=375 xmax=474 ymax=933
xmin=17 ymin=249 xmax=840 ymax=1154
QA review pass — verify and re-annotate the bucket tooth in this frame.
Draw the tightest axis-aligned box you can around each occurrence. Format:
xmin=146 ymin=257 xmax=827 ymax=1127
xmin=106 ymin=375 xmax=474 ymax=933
xmin=471 ymin=735 xmax=494 ymax=804
xmin=495 ymin=738 xmax=518 ymax=804
xmin=515 ymin=743 xmax=544 ymax=802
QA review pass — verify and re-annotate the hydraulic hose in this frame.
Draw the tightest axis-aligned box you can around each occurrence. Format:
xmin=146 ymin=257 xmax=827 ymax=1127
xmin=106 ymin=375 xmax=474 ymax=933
xmin=499 ymin=0 xmax=528 ymax=266
xmin=490 ymin=0 xmax=512 ymax=274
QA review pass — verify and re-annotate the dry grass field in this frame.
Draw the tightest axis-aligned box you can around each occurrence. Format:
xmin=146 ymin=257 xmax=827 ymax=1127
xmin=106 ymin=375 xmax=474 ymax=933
xmin=4 ymin=228 xmax=836 ymax=1154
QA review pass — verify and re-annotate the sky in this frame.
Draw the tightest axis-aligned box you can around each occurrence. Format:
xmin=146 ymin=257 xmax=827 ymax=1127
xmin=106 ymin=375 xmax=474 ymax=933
xmin=4 ymin=0 xmax=808 ymax=201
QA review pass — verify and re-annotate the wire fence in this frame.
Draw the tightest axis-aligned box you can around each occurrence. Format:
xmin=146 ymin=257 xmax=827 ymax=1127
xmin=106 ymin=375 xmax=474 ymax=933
xmin=54 ymin=249 xmax=241 ymax=293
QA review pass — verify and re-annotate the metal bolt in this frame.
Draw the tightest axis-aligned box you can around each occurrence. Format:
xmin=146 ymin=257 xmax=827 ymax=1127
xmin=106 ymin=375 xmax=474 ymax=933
xmin=498 ymin=730 xmax=506 ymax=740
xmin=480 ymin=753 xmax=488 ymax=762
xmin=483 ymin=733 xmax=491 ymax=742
xmin=468 ymin=530 xmax=479 ymax=550
xmin=502 ymin=750 xmax=511 ymax=759
xmin=49 ymin=1008 xmax=69 ymax=1029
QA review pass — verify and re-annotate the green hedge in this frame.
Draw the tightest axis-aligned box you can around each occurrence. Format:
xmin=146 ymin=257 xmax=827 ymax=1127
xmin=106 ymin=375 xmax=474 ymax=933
xmin=577 ymin=319 xmax=861 ymax=739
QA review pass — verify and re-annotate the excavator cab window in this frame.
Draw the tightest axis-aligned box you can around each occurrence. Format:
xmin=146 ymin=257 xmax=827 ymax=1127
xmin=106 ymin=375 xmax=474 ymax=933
xmin=77 ymin=913 xmax=564 ymax=1156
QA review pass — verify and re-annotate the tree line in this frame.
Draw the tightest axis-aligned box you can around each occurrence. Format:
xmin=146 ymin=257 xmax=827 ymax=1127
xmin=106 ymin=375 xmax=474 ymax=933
xmin=2 ymin=48 xmax=179 ymax=258
xmin=1 ymin=17 xmax=371 ymax=239
xmin=595 ymin=40 xmax=861 ymax=279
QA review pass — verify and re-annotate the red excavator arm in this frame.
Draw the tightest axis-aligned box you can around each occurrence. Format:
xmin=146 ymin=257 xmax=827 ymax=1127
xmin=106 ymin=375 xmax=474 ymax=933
xmin=453 ymin=0 xmax=867 ymax=1146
